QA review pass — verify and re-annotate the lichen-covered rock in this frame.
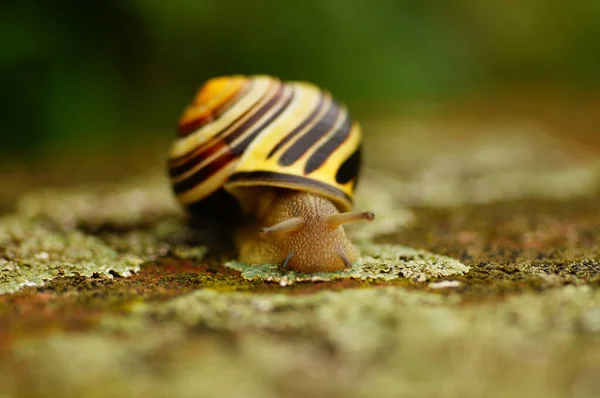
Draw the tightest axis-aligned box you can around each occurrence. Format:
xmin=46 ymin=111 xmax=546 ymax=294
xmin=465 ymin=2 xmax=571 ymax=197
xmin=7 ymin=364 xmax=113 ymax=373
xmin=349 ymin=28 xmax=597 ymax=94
xmin=0 ymin=165 xmax=469 ymax=293
xmin=3 ymin=285 xmax=598 ymax=398
xmin=16 ymin=174 xmax=181 ymax=229
xmin=0 ymin=216 xmax=143 ymax=294
xmin=1 ymin=108 xmax=600 ymax=398
xmin=364 ymin=127 xmax=600 ymax=207
xmin=226 ymin=243 xmax=469 ymax=285
xmin=347 ymin=175 xmax=416 ymax=240
xmin=0 ymin=176 xmax=209 ymax=294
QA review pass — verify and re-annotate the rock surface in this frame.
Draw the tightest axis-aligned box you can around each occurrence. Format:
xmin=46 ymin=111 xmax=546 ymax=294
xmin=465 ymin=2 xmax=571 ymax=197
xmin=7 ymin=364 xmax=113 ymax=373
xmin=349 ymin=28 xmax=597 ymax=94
xmin=0 ymin=105 xmax=599 ymax=397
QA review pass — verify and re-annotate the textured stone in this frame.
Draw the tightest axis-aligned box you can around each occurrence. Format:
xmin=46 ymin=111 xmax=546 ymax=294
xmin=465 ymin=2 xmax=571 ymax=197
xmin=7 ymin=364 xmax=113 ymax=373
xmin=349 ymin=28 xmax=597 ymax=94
xmin=225 ymin=243 xmax=469 ymax=285
xmin=0 ymin=217 xmax=142 ymax=294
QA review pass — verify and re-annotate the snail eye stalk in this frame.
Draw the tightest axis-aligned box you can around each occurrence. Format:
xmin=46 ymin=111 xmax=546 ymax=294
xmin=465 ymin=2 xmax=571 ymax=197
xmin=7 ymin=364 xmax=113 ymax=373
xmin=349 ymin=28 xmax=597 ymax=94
xmin=260 ymin=217 xmax=304 ymax=241
xmin=327 ymin=211 xmax=375 ymax=229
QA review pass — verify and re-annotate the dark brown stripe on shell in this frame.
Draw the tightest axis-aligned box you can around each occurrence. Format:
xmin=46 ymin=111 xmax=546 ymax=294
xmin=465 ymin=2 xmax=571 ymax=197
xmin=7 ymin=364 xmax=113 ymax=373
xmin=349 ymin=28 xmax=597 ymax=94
xmin=172 ymin=150 xmax=236 ymax=194
xmin=335 ymin=146 xmax=361 ymax=185
xmin=266 ymin=93 xmax=326 ymax=159
xmin=277 ymin=100 xmax=340 ymax=167
xmin=304 ymin=115 xmax=352 ymax=175
xmin=171 ymin=85 xmax=291 ymax=193
xmin=222 ymin=83 xmax=285 ymax=145
xmin=231 ymin=88 xmax=295 ymax=155
xmin=169 ymin=140 xmax=227 ymax=178
xmin=227 ymin=171 xmax=352 ymax=206
xmin=169 ymin=80 xmax=272 ymax=167
xmin=169 ymin=82 xmax=282 ymax=178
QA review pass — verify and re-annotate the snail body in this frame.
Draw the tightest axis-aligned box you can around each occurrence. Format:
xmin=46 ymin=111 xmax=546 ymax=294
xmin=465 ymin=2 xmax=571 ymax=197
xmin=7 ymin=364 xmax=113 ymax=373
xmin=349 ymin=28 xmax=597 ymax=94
xmin=168 ymin=75 xmax=373 ymax=273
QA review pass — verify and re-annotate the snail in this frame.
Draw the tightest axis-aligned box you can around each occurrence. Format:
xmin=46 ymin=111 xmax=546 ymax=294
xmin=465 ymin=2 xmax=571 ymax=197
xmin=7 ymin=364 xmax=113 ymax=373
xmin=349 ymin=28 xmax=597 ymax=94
xmin=167 ymin=75 xmax=374 ymax=273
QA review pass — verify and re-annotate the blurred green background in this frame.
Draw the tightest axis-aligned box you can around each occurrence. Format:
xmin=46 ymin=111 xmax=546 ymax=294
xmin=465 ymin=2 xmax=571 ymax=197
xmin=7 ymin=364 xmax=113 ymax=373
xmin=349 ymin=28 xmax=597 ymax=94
xmin=2 ymin=0 xmax=599 ymax=158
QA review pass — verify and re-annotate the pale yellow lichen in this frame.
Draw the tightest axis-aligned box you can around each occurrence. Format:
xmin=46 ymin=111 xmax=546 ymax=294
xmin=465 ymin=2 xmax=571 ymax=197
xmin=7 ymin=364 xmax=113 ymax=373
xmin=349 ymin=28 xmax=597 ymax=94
xmin=363 ymin=125 xmax=600 ymax=207
xmin=1 ymin=175 xmax=208 ymax=294
xmin=8 ymin=328 xmax=276 ymax=398
xmin=16 ymin=173 xmax=182 ymax=229
xmin=3 ymin=282 xmax=600 ymax=397
xmin=0 ymin=216 xmax=143 ymax=294
xmin=348 ymin=175 xmax=416 ymax=240
xmin=225 ymin=243 xmax=469 ymax=285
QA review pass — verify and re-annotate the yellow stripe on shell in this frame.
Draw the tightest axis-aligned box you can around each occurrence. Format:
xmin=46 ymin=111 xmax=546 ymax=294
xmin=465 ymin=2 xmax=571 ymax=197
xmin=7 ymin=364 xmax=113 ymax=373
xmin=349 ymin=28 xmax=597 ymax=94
xmin=226 ymin=81 xmax=359 ymax=207
xmin=169 ymin=79 xmax=285 ymax=185
xmin=289 ymin=102 xmax=356 ymax=200
xmin=306 ymin=121 xmax=361 ymax=199
xmin=169 ymin=75 xmax=362 ymax=212
xmin=231 ymin=81 xmax=328 ymax=168
xmin=177 ymin=76 xmax=247 ymax=132
xmin=169 ymin=75 xmax=275 ymax=159
xmin=176 ymin=160 xmax=240 ymax=206
xmin=225 ymin=175 xmax=352 ymax=213
xmin=228 ymin=83 xmax=295 ymax=150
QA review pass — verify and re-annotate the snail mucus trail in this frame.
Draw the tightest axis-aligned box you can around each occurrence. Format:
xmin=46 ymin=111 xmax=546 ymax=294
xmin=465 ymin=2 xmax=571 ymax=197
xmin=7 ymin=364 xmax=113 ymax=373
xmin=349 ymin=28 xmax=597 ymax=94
xmin=168 ymin=75 xmax=374 ymax=273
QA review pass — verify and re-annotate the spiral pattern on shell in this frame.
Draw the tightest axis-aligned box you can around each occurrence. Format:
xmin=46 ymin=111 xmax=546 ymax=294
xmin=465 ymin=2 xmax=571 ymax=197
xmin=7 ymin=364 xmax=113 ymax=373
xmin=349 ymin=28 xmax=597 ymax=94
xmin=167 ymin=75 xmax=362 ymax=219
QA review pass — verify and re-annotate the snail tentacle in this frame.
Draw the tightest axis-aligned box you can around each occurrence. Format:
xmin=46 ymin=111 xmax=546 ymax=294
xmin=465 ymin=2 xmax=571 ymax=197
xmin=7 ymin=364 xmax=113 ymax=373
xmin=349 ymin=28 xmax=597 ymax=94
xmin=260 ymin=217 xmax=304 ymax=241
xmin=282 ymin=251 xmax=294 ymax=269
xmin=327 ymin=211 xmax=375 ymax=229
xmin=338 ymin=249 xmax=353 ymax=270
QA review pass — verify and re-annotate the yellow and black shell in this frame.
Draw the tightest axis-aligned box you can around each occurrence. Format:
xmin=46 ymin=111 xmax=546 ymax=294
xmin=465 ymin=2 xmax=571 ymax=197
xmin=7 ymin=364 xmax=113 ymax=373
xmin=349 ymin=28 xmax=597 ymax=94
xmin=168 ymin=75 xmax=362 ymax=219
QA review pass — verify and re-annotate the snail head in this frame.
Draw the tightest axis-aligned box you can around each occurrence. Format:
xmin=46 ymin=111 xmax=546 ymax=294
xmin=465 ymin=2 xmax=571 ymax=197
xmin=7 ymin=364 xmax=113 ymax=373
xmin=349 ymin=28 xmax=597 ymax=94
xmin=258 ymin=191 xmax=374 ymax=273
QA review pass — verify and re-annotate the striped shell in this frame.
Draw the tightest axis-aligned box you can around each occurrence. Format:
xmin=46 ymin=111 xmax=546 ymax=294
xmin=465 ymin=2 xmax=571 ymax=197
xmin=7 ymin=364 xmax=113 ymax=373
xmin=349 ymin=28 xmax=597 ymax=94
xmin=168 ymin=75 xmax=362 ymax=218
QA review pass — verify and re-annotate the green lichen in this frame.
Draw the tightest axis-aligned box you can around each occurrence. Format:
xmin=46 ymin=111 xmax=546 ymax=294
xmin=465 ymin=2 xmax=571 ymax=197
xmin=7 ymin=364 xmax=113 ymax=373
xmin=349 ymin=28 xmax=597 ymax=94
xmin=135 ymin=285 xmax=455 ymax=332
xmin=0 ymin=176 xmax=210 ymax=294
xmin=363 ymin=128 xmax=600 ymax=207
xmin=0 ymin=217 xmax=208 ymax=295
xmin=225 ymin=243 xmax=469 ymax=285
xmin=16 ymin=173 xmax=181 ymax=229
xmin=5 ymin=285 xmax=597 ymax=397
xmin=1 ymin=110 xmax=600 ymax=398
xmin=346 ymin=176 xmax=416 ymax=240
xmin=140 ymin=284 xmax=600 ymax=338
xmin=5 ymin=327 xmax=276 ymax=398
xmin=0 ymin=216 xmax=143 ymax=294
xmin=95 ymin=218 xmax=208 ymax=261
xmin=2 ymin=165 xmax=464 ymax=293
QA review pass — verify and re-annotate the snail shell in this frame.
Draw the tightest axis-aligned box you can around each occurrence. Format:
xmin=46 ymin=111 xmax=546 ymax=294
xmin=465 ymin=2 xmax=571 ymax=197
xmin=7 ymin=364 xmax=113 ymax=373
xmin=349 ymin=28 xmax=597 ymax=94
xmin=168 ymin=75 xmax=373 ymax=273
